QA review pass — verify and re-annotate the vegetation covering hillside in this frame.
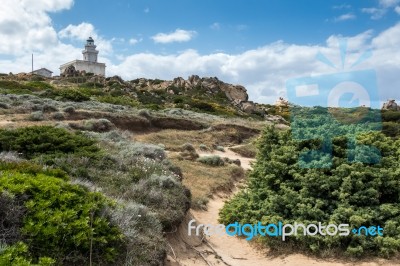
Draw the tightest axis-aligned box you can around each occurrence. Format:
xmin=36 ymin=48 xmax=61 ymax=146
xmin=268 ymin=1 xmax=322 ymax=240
xmin=0 ymin=74 xmax=269 ymax=119
xmin=0 ymin=125 xmax=192 ymax=265
xmin=2 ymin=74 xmax=400 ymax=264
xmin=0 ymin=74 xmax=264 ymax=265
xmin=220 ymin=107 xmax=400 ymax=258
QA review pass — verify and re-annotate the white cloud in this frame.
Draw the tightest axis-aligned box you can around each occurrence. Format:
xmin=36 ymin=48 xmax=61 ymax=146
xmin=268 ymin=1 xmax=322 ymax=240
xmin=129 ymin=38 xmax=142 ymax=45
xmin=20 ymin=0 xmax=74 ymax=12
xmin=379 ymin=0 xmax=400 ymax=7
xmin=1 ymin=1 xmax=400 ymax=105
xmin=107 ymin=23 xmax=400 ymax=104
xmin=0 ymin=1 xmax=112 ymax=74
xmin=151 ymin=29 xmax=197 ymax=44
xmin=333 ymin=4 xmax=351 ymax=9
xmin=362 ymin=7 xmax=387 ymax=20
xmin=58 ymin=22 xmax=112 ymax=54
xmin=334 ymin=13 xmax=356 ymax=22
xmin=58 ymin=22 xmax=95 ymax=41
xmin=362 ymin=0 xmax=400 ymax=19
xmin=0 ymin=0 xmax=74 ymax=56
xmin=210 ymin=22 xmax=221 ymax=30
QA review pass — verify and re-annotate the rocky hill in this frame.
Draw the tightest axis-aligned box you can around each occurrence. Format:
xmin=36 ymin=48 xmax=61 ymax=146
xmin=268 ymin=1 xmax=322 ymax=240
xmin=5 ymin=72 xmax=268 ymax=119
xmin=114 ymin=75 xmax=264 ymax=117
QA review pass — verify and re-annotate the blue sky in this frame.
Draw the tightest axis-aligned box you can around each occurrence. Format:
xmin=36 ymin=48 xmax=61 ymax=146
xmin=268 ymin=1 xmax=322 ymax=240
xmin=51 ymin=0 xmax=400 ymax=56
xmin=0 ymin=0 xmax=400 ymax=104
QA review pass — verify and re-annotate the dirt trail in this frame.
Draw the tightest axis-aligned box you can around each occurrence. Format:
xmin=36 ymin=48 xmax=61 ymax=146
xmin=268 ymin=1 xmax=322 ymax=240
xmin=166 ymin=147 xmax=399 ymax=266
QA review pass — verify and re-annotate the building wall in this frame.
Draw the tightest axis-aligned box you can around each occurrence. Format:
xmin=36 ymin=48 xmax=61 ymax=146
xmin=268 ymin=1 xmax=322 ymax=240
xmin=60 ymin=60 xmax=106 ymax=76
xmin=33 ymin=69 xmax=52 ymax=78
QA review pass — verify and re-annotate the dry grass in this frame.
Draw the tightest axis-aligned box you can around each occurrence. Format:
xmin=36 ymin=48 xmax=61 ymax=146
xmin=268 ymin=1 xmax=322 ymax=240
xmin=135 ymin=125 xmax=259 ymax=151
xmin=170 ymin=155 xmax=244 ymax=210
xmin=229 ymin=143 xmax=258 ymax=158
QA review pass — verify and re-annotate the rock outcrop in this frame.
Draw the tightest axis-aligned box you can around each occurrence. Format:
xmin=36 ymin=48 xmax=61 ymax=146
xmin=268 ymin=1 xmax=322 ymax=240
xmin=130 ymin=75 xmax=259 ymax=115
xmin=382 ymin=99 xmax=400 ymax=111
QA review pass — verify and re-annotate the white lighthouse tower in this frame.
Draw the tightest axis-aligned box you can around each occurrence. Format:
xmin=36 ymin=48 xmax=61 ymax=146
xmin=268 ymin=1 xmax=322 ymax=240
xmin=60 ymin=37 xmax=106 ymax=76
xmin=82 ymin=37 xmax=99 ymax=62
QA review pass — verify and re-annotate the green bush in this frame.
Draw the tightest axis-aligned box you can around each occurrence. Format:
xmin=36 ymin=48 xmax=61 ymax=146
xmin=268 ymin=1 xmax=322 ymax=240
xmin=173 ymin=96 xmax=185 ymax=104
xmin=215 ymin=145 xmax=225 ymax=152
xmin=382 ymin=121 xmax=400 ymax=138
xmin=0 ymin=102 xmax=9 ymax=109
xmin=58 ymin=89 xmax=90 ymax=102
xmin=25 ymin=81 xmax=54 ymax=91
xmin=51 ymin=112 xmax=65 ymax=121
xmin=0 ymin=126 xmax=100 ymax=160
xmin=180 ymin=143 xmax=195 ymax=152
xmin=192 ymin=100 xmax=215 ymax=112
xmin=77 ymin=87 xmax=106 ymax=97
xmin=107 ymin=203 xmax=165 ymax=265
xmin=219 ymin=124 xmax=400 ymax=257
xmin=123 ymin=175 xmax=191 ymax=229
xmin=381 ymin=110 xmax=400 ymax=122
xmin=0 ymin=242 xmax=55 ymax=265
xmin=28 ymin=111 xmax=44 ymax=121
xmin=197 ymin=155 xmax=225 ymax=166
xmin=63 ymin=106 xmax=75 ymax=114
xmin=69 ymin=119 xmax=115 ymax=132
xmin=0 ymin=81 xmax=35 ymax=94
xmin=199 ymin=144 xmax=209 ymax=151
xmin=0 ymin=168 xmax=123 ymax=264
xmin=96 ymin=95 xmax=139 ymax=107
xmin=79 ymin=82 xmax=104 ymax=89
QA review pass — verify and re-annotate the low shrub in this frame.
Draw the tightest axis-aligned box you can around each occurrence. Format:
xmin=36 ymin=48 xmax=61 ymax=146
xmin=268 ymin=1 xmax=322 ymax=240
xmin=197 ymin=155 xmax=225 ymax=166
xmin=118 ymin=142 xmax=166 ymax=161
xmin=0 ymin=169 xmax=124 ymax=264
xmin=28 ymin=111 xmax=44 ymax=121
xmin=222 ymin=157 xmax=241 ymax=166
xmin=123 ymin=174 xmax=191 ymax=229
xmin=180 ymin=143 xmax=195 ymax=152
xmin=0 ymin=191 xmax=26 ymax=245
xmin=58 ymin=89 xmax=90 ymax=102
xmin=0 ymin=102 xmax=9 ymax=109
xmin=0 ymin=81 xmax=35 ymax=94
xmin=63 ymin=106 xmax=75 ymax=114
xmin=0 ymin=126 xmax=101 ymax=160
xmin=70 ymin=119 xmax=115 ymax=132
xmin=138 ymin=109 xmax=152 ymax=118
xmin=215 ymin=145 xmax=225 ymax=152
xmin=199 ymin=144 xmax=209 ymax=151
xmin=41 ymin=104 xmax=58 ymax=113
xmin=51 ymin=112 xmax=65 ymax=121
xmin=192 ymin=100 xmax=215 ymax=112
xmin=25 ymin=81 xmax=54 ymax=91
xmin=179 ymin=150 xmax=199 ymax=161
xmin=0 ymin=242 xmax=55 ymax=265
xmin=107 ymin=203 xmax=166 ymax=265
xmin=96 ymin=95 xmax=139 ymax=107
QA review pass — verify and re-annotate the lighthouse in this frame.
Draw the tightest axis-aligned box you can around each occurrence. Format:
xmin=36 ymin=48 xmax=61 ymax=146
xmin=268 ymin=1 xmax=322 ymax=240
xmin=59 ymin=37 xmax=106 ymax=76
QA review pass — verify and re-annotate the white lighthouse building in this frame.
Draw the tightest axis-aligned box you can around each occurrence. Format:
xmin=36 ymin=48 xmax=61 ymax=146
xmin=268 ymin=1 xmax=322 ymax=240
xmin=60 ymin=37 xmax=106 ymax=76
